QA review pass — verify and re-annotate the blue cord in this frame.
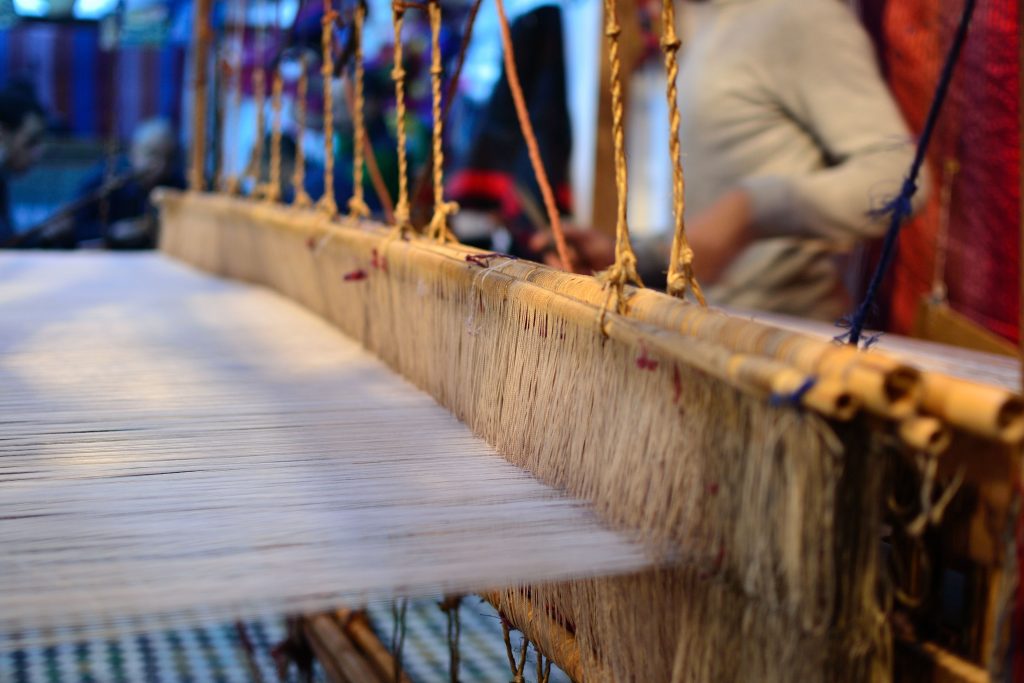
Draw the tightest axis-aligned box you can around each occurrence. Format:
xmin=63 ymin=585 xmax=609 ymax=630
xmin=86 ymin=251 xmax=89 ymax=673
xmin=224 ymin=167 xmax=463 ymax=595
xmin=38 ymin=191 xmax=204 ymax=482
xmin=838 ymin=0 xmax=977 ymax=347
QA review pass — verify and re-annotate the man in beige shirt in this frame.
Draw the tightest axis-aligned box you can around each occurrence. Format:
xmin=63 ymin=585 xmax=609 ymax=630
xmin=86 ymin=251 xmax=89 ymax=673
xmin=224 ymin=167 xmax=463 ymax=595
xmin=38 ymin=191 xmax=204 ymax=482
xmin=534 ymin=0 xmax=925 ymax=321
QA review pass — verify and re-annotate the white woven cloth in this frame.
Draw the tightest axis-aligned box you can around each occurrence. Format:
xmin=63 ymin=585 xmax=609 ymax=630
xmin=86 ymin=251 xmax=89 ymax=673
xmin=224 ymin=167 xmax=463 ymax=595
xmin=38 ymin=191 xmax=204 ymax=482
xmin=0 ymin=253 xmax=647 ymax=644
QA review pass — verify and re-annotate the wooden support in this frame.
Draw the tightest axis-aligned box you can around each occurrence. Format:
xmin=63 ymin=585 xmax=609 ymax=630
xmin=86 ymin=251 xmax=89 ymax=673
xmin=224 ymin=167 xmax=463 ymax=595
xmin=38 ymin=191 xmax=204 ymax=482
xmin=302 ymin=610 xmax=413 ymax=683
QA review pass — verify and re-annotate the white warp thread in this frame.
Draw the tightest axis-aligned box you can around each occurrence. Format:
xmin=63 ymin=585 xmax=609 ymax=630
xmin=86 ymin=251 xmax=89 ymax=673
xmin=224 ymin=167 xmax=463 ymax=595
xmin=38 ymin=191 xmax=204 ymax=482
xmin=0 ymin=253 xmax=649 ymax=646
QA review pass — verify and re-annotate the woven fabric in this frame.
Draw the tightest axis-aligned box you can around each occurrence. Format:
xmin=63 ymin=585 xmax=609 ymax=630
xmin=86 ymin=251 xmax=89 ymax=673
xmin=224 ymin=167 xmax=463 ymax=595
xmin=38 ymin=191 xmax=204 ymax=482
xmin=1 ymin=599 xmax=569 ymax=682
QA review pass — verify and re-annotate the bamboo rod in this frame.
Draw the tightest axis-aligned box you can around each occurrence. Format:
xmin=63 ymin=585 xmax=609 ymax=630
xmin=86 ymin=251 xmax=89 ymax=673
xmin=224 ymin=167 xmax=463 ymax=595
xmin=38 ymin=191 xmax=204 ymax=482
xmin=155 ymin=191 xmax=1024 ymax=444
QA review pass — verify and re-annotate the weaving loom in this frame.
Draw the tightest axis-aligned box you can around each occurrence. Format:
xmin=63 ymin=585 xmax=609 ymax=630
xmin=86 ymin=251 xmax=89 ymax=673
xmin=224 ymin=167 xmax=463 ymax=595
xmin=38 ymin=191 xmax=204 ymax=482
xmin=3 ymin=0 xmax=1023 ymax=681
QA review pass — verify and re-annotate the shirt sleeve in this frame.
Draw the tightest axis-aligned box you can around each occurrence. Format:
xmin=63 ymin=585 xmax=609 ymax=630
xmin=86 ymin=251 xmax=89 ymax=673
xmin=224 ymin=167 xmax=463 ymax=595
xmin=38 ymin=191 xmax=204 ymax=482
xmin=738 ymin=0 xmax=929 ymax=241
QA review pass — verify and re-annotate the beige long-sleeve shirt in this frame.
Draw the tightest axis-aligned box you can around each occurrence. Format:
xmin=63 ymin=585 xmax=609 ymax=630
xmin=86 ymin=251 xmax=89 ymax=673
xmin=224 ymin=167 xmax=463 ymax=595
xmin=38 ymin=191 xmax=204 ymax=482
xmin=672 ymin=0 xmax=924 ymax=320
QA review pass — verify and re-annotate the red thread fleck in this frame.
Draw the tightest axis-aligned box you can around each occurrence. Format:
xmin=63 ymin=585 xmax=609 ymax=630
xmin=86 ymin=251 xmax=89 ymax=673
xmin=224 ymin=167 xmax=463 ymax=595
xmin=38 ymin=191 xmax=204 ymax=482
xmin=635 ymin=343 xmax=658 ymax=371
xmin=672 ymin=366 xmax=682 ymax=402
xmin=305 ymin=236 xmax=318 ymax=251
xmin=706 ymin=482 xmax=719 ymax=496
xmin=343 ymin=269 xmax=368 ymax=281
xmin=370 ymin=249 xmax=388 ymax=271
xmin=713 ymin=542 xmax=726 ymax=574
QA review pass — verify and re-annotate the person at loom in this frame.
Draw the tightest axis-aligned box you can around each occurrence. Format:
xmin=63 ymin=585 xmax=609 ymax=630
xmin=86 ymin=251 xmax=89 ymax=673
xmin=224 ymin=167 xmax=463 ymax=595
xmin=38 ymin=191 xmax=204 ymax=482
xmin=69 ymin=119 xmax=186 ymax=250
xmin=0 ymin=87 xmax=47 ymax=246
xmin=531 ymin=0 xmax=929 ymax=322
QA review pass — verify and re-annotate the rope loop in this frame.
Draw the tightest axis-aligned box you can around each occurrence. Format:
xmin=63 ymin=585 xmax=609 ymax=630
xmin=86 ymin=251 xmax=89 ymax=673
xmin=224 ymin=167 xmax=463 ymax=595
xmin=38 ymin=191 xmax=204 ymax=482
xmin=661 ymin=0 xmax=705 ymax=305
xmin=388 ymin=0 xmax=412 ymax=233
xmin=315 ymin=0 xmax=338 ymax=216
xmin=346 ymin=0 xmax=370 ymax=220
xmin=596 ymin=0 xmax=643 ymax=324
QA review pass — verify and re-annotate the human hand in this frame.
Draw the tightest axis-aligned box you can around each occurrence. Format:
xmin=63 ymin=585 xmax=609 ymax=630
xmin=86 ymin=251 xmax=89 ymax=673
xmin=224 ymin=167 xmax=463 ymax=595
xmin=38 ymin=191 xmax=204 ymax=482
xmin=527 ymin=226 xmax=616 ymax=274
xmin=685 ymin=188 xmax=753 ymax=285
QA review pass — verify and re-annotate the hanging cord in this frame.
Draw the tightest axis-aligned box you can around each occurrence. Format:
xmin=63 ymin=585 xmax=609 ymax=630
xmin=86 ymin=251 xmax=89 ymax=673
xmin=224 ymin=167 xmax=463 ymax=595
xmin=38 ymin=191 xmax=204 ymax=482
xmin=342 ymin=76 xmax=397 ymax=221
xmin=929 ymin=159 xmax=960 ymax=302
xmin=246 ymin=11 xmax=269 ymax=195
xmin=223 ymin=0 xmax=246 ymax=194
xmin=346 ymin=0 xmax=372 ymax=219
xmin=660 ymin=0 xmax=704 ymax=305
xmin=409 ymin=0 xmax=482 ymax=218
xmin=500 ymin=617 xmax=529 ymax=683
xmin=316 ymin=0 xmax=340 ymax=215
xmin=266 ymin=0 xmax=285 ymax=202
xmin=535 ymin=647 xmax=552 ymax=683
xmin=493 ymin=0 xmax=573 ymax=271
xmin=389 ymin=1 xmax=413 ymax=233
xmin=292 ymin=54 xmax=314 ymax=206
xmin=839 ymin=0 xmax=976 ymax=347
xmin=425 ymin=0 xmax=459 ymax=241
xmin=595 ymin=0 xmax=644 ymax=324
xmin=390 ymin=598 xmax=409 ymax=683
xmin=189 ymin=0 xmax=213 ymax=190
xmin=439 ymin=595 xmax=462 ymax=683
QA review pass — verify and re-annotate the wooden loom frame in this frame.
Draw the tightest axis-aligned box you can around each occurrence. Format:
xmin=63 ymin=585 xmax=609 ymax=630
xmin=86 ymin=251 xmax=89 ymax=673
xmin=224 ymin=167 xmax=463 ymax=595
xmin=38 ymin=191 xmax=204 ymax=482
xmin=158 ymin=189 xmax=1022 ymax=682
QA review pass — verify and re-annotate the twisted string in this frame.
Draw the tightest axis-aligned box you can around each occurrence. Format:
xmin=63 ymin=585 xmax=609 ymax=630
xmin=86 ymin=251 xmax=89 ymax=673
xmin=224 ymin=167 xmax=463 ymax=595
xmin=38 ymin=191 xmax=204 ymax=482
xmin=346 ymin=0 xmax=371 ymax=219
xmin=596 ymin=0 xmax=643 ymax=323
xmin=439 ymin=595 xmax=461 ymax=683
xmin=839 ymin=0 xmax=976 ymax=346
xmin=389 ymin=1 xmax=412 ymax=233
xmin=493 ymin=0 xmax=572 ymax=271
xmin=500 ymin=618 xmax=529 ymax=683
xmin=189 ymin=2 xmax=214 ymax=190
xmin=223 ymin=0 xmax=246 ymax=195
xmin=291 ymin=55 xmax=313 ymax=207
xmin=246 ymin=9 xmax=268 ymax=195
xmin=391 ymin=599 xmax=409 ymax=683
xmin=426 ymin=0 xmax=458 ymax=242
xmin=660 ymin=0 xmax=704 ymax=305
xmin=316 ymin=0 xmax=339 ymax=216
xmin=267 ymin=3 xmax=285 ymax=204
xmin=409 ymin=0 xmax=482 ymax=218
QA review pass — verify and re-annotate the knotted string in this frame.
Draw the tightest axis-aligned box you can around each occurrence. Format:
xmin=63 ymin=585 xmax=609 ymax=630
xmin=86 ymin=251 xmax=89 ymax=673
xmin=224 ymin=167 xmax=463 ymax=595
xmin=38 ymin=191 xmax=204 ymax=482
xmin=425 ymin=0 xmax=459 ymax=242
xmin=316 ymin=0 xmax=339 ymax=216
xmin=389 ymin=1 xmax=413 ymax=234
xmin=501 ymin=617 xmax=529 ymax=683
xmin=291 ymin=55 xmax=313 ymax=207
xmin=596 ymin=0 xmax=643 ymax=325
xmin=222 ymin=0 xmax=246 ymax=195
xmin=266 ymin=0 xmax=285 ymax=202
xmin=346 ymin=0 xmax=371 ymax=219
xmin=660 ymin=0 xmax=704 ymax=305
xmin=246 ymin=10 xmax=268 ymax=195
xmin=838 ymin=0 xmax=976 ymax=346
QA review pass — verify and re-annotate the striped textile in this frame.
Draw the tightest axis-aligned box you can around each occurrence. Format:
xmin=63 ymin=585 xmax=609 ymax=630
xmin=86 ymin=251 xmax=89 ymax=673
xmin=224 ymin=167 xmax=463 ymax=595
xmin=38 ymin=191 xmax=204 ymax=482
xmin=1 ymin=599 xmax=569 ymax=682
xmin=0 ymin=23 xmax=185 ymax=140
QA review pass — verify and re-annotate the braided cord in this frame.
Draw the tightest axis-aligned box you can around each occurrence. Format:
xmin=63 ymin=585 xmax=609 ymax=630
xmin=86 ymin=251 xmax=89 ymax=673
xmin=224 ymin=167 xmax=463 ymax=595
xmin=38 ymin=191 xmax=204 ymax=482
xmin=346 ymin=1 xmax=371 ymax=219
xmin=597 ymin=0 xmax=643 ymax=320
xmin=425 ymin=0 xmax=458 ymax=241
xmin=292 ymin=55 xmax=313 ymax=207
xmin=661 ymin=0 xmax=704 ymax=305
xmin=316 ymin=0 xmax=339 ymax=215
xmin=390 ymin=2 xmax=412 ymax=232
